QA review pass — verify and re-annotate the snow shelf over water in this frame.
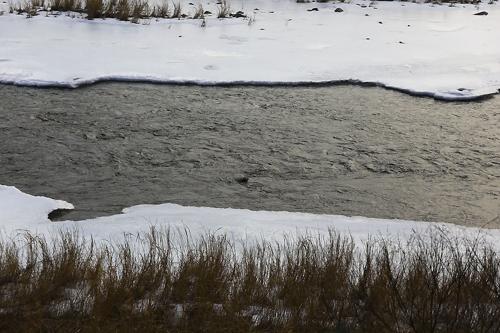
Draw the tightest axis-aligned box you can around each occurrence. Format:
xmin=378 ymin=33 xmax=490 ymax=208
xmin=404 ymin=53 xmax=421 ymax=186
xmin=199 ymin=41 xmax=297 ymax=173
xmin=2 ymin=185 xmax=500 ymax=246
xmin=0 ymin=185 xmax=74 ymax=226
xmin=0 ymin=0 xmax=500 ymax=100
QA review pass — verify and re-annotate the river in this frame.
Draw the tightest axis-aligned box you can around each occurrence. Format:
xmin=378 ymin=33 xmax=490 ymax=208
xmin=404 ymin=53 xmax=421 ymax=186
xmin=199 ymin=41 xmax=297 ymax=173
xmin=1 ymin=83 xmax=499 ymax=227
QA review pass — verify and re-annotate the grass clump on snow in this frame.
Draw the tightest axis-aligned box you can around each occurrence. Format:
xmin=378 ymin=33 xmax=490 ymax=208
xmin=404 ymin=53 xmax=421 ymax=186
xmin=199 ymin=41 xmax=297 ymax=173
xmin=171 ymin=0 xmax=182 ymax=18
xmin=150 ymin=0 xmax=169 ymax=18
xmin=192 ymin=3 xmax=204 ymax=19
xmin=51 ymin=0 xmax=83 ymax=12
xmin=85 ymin=0 xmax=104 ymax=18
xmin=216 ymin=0 xmax=230 ymax=18
xmin=1 ymin=228 xmax=500 ymax=332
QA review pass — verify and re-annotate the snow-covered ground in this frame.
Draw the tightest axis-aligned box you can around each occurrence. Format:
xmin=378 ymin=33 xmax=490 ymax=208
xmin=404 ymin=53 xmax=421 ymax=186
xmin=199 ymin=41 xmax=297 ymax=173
xmin=0 ymin=0 xmax=499 ymax=100
xmin=2 ymin=185 xmax=500 ymax=247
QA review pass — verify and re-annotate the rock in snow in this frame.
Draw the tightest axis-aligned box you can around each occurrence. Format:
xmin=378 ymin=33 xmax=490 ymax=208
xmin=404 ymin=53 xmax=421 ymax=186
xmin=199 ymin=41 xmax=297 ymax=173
xmin=231 ymin=10 xmax=246 ymax=18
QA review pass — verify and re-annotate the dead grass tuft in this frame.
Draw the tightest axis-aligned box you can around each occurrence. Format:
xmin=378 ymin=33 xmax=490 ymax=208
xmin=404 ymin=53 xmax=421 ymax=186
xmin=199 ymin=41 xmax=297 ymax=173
xmin=85 ymin=0 xmax=103 ymax=18
xmin=51 ymin=0 xmax=82 ymax=11
xmin=10 ymin=0 xmax=44 ymax=16
xmin=216 ymin=0 xmax=230 ymax=18
xmin=171 ymin=0 xmax=181 ymax=18
xmin=131 ymin=0 xmax=150 ymax=22
xmin=151 ymin=0 xmax=169 ymax=18
xmin=192 ymin=3 xmax=204 ymax=19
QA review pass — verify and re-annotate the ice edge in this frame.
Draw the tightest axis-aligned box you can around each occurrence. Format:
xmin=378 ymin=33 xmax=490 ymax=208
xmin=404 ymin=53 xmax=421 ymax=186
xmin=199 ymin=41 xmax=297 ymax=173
xmin=1 ymin=76 xmax=498 ymax=102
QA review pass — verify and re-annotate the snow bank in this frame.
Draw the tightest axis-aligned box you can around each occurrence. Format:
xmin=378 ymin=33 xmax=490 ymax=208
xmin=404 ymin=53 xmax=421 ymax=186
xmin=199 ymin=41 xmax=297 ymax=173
xmin=0 ymin=185 xmax=74 ymax=227
xmin=1 ymin=0 xmax=499 ymax=100
xmin=2 ymin=185 xmax=500 ymax=247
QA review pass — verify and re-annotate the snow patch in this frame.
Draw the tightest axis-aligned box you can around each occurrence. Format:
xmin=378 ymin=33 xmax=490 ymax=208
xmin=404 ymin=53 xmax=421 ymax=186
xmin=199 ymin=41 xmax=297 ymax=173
xmin=0 ymin=185 xmax=74 ymax=226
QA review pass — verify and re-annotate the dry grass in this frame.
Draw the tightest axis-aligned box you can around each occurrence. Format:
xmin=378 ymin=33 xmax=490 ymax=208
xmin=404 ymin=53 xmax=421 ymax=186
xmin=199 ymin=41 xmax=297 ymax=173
xmin=151 ymin=0 xmax=169 ymax=18
xmin=8 ymin=0 xmax=235 ymax=20
xmin=216 ymin=0 xmax=230 ymax=18
xmin=9 ymin=0 xmax=45 ymax=16
xmin=51 ymin=0 xmax=82 ymax=11
xmin=130 ymin=0 xmax=150 ymax=22
xmin=0 ymin=228 xmax=500 ymax=332
xmin=192 ymin=3 xmax=204 ymax=19
xmin=85 ymin=0 xmax=103 ymax=18
xmin=171 ymin=0 xmax=182 ymax=18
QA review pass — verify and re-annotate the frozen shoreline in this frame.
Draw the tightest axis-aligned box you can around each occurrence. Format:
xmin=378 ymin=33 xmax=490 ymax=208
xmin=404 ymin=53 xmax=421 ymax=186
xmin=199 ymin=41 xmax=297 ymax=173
xmin=1 ymin=0 xmax=499 ymax=100
xmin=3 ymin=77 xmax=498 ymax=101
xmin=2 ymin=185 xmax=500 ymax=247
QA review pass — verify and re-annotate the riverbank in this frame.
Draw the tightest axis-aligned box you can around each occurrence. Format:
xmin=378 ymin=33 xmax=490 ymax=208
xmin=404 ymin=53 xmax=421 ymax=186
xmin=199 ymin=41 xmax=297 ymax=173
xmin=1 ymin=227 xmax=500 ymax=332
xmin=1 ymin=0 xmax=499 ymax=100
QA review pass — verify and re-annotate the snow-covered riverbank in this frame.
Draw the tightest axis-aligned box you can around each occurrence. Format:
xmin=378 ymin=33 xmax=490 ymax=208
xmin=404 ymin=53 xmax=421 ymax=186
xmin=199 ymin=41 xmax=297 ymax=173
xmin=2 ymin=185 xmax=500 ymax=246
xmin=1 ymin=0 xmax=499 ymax=100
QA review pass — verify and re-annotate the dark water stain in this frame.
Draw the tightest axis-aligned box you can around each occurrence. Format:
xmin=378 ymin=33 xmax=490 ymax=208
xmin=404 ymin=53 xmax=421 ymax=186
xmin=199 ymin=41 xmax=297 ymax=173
xmin=0 ymin=83 xmax=499 ymax=227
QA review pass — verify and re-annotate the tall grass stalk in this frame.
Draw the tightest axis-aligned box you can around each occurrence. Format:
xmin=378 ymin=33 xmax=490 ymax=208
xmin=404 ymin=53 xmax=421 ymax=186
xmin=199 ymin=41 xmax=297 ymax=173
xmin=171 ymin=0 xmax=181 ymax=18
xmin=193 ymin=3 xmax=204 ymax=19
xmin=151 ymin=0 xmax=169 ymax=18
xmin=217 ymin=0 xmax=230 ymax=18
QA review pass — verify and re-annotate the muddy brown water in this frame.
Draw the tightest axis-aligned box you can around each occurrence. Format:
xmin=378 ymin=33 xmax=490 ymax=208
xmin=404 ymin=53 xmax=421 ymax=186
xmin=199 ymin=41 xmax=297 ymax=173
xmin=0 ymin=83 xmax=499 ymax=227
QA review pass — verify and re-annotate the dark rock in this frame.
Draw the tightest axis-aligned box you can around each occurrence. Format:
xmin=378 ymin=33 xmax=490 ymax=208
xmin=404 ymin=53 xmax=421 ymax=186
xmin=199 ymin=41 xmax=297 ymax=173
xmin=204 ymin=10 xmax=212 ymax=14
xmin=378 ymin=21 xmax=383 ymax=24
xmin=189 ymin=2 xmax=194 ymax=5
xmin=365 ymin=13 xmax=369 ymax=16
xmin=48 ymin=208 xmax=73 ymax=221
xmin=474 ymin=11 xmax=488 ymax=16
xmin=307 ymin=7 xmax=319 ymax=11
xmin=235 ymin=175 xmax=249 ymax=184
xmin=398 ymin=41 xmax=405 ymax=44
xmin=231 ymin=10 xmax=246 ymax=18
xmin=180 ymin=14 xmax=188 ymax=18
xmin=334 ymin=7 xmax=343 ymax=12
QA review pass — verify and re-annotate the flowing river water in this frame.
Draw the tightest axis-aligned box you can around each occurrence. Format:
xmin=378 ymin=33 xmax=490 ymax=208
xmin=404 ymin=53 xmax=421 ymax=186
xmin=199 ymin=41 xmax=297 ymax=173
xmin=1 ymin=83 xmax=499 ymax=227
